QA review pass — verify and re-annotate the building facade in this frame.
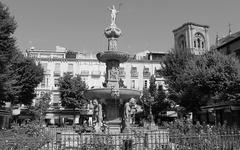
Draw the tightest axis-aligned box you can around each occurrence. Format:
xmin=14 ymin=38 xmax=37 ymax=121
xmin=216 ymin=31 xmax=240 ymax=59
xmin=173 ymin=22 xmax=210 ymax=55
xmin=26 ymin=46 xmax=166 ymax=107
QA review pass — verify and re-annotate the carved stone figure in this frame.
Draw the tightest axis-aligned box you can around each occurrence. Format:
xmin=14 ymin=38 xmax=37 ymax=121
xmin=111 ymin=86 xmax=120 ymax=98
xmin=93 ymin=99 xmax=103 ymax=132
xmin=109 ymin=67 xmax=119 ymax=80
xmin=108 ymin=5 xmax=119 ymax=26
xmin=88 ymin=100 xmax=94 ymax=126
xmin=123 ymin=101 xmax=131 ymax=130
xmin=109 ymin=38 xmax=117 ymax=50
xmin=123 ymin=98 xmax=138 ymax=131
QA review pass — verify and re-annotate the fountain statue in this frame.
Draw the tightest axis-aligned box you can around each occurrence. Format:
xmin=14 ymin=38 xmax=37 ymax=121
xmin=92 ymin=99 xmax=103 ymax=132
xmin=108 ymin=5 xmax=119 ymax=27
xmin=84 ymin=5 xmax=141 ymax=133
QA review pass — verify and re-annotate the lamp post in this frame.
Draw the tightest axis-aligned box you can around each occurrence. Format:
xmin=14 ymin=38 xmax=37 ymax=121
xmin=149 ymin=96 xmax=154 ymax=127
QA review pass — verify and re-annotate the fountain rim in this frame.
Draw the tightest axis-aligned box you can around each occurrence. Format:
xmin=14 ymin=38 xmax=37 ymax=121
xmin=84 ymin=87 xmax=141 ymax=100
xmin=96 ymin=50 xmax=130 ymax=63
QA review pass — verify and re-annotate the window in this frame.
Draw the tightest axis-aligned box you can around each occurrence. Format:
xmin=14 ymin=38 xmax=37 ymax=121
xmin=41 ymin=77 xmax=46 ymax=88
xmin=46 ymin=77 xmax=49 ymax=87
xmin=66 ymin=51 xmax=77 ymax=59
xmin=119 ymin=67 xmax=126 ymax=77
xmin=42 ymin=63 xmax=48 ymax=72
xmin=54 ymin=63 xmax=61 ymax=76
xmin=54 ymin=79 xmax=59 ymax=87
xmin=131 ymin=80 xmax=135 ymax=89
xmin=194 ymin=33 xmax=205 ymax=50
xmin=131 ymin=67 xmax=138 ymax=77
xmin=67 ymin=63 xmax=74 ymax=75
xmin=178 ymin=35 xmax=186 ymax=50
xmin=41 ymin=75 xmax=49 ymax=88
xmin=143 ymin=67 xmax=150 ymax=77
xmin=197 ymin=38 xmax=201 ymax=48
xmin=144 ymin=80 xmax=148 ymax=89
xmin=53 ymin=94 xmax=60 ymax=104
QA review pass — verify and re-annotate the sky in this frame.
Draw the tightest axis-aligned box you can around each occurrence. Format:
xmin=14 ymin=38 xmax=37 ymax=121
xmin=2 ymin=0 xmax=240 ymax=54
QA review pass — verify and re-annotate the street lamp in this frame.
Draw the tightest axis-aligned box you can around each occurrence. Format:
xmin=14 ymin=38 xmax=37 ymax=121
xmin=149 ymin=96 xmax=154 ymax=126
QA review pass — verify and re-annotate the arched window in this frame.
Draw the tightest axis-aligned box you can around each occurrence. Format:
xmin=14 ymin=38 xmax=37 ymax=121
xmin=178 ymin=35 xmax=186 ymax=50
xmin=194 ymin=33 xmax=205 ymax=50
xmin=197 ymin=38 xmax=201 ymax=48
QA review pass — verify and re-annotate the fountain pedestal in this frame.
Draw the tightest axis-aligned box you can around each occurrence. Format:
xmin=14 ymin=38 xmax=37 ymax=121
xmin=104 ymin=99 xmax=121 ymax=133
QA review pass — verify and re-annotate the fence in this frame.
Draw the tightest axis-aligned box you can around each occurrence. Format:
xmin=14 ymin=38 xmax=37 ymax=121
xmin=41 ymin=130 xmax=169 ymax=150
xmin=1 ymin=127 xmax=240 ymax=150
xmin=39 ymin=128 xmax=240 ymax=150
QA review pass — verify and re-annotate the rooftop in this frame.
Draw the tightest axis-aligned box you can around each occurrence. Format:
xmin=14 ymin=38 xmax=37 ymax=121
xmin=217 ymin=31 xmax=240 ymax=48
xmin=173 ymin=22 xmax=209 ymax=33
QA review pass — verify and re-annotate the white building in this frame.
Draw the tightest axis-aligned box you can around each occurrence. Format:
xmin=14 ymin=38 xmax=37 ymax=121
xmin=26 ymin=46 xmax=167 ymax=105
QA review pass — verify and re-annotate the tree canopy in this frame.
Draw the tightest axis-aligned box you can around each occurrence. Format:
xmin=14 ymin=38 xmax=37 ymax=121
xmin=59 ymin=73 xmax=88 ymax=109
xmin=0 ymin=2 xmax=43 ymax=106
xmin=0 ymin=2 xmax=17 ymax=106
xmin=10 ymin=54 xmax=43 ymax=105
xmin=29 ymin=92 xmax=51 ymax=121
xmin=160 ymin=49 xmax=240 ymax=112
xmin=140 ymin=75 xmax=169 ymax=121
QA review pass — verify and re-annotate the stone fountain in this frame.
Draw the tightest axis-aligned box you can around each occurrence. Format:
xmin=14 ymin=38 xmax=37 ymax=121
xmin=84 ymin=5 xmax=141 ymax=133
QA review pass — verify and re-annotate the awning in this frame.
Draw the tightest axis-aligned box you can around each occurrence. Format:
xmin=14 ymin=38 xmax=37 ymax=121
xmin=159 ymin=111 xmax=178 ymax=117
xmin=45 ymin=113 xmax=59 ymax=119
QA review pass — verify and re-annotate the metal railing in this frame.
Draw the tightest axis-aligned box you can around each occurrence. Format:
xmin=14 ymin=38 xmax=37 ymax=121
xmin=1 ymin=127 xmax=240 ymax=150
xmin=39 ymin=127 xmax=240 ymax=150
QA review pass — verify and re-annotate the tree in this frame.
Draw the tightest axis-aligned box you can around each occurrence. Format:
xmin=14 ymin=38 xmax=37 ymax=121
xmin=160 ymin=49 xmax=240 ymax=112
xmin=181 ymin=51 xmax=240 ymax=110
xmin=0 ymin=2 xmax=44 ymax=106
xmin=149 ymin=75 xmax=157 ymax=97
xmin=139 ymin=88 xmax=152 ymax=121
xmin=59 ymin=73 xmax=88 ymax=109
xmin=0 ymin=2 xmax=18 ymax=106
xmin=31 ymin=92 xmax=51 ymax=122
xmin=10 ymin=54 xmax=44 ymax=105
xmin=140 ymin=75 xmax=169 ymax=122
xmin=159 ymin=49 xmax=194 ymax=96
xmin=152 ymin=85 xmax=169 ymax=114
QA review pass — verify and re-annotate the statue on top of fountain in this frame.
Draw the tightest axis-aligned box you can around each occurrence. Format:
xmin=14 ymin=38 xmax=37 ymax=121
xmin=108 ymin=5 xmax=119 ymax=27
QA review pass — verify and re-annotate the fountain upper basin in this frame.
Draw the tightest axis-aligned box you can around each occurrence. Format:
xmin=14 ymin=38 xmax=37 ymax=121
xmin=84 ymin=88 xmax=141 ymax=100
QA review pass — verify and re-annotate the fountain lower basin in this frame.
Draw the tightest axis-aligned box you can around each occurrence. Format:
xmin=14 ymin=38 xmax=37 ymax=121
xmin=84 ymin=88 xmax=141 ymax=133
xmin=84 ymin=88 xmax=141 ymax=100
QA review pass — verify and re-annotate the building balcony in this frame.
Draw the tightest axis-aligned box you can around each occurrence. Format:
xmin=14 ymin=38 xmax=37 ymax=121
xmin=119 ymin=71 xmax=126 ymax=77
xmin=155 ymin=71 xmax=161 ymax=78
xmin=143 ymin=71 xmax=151 ymax=78
xmin=80 ymin=70 xmax=89 ymax=76
xmin=66 ymin=71 xmax=74 ymax=75
xmin=53 ymin=71 xmax=61 ymax=77
xmin=91 ymin=71 xmax=101 ymax=77
xmin=44 ymin=70 xmax=51 ymax=75
xmin=131 ymin=71 xmax=139 ymax=77
xmin=119 ymin=67 xmax=126 ymax=77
